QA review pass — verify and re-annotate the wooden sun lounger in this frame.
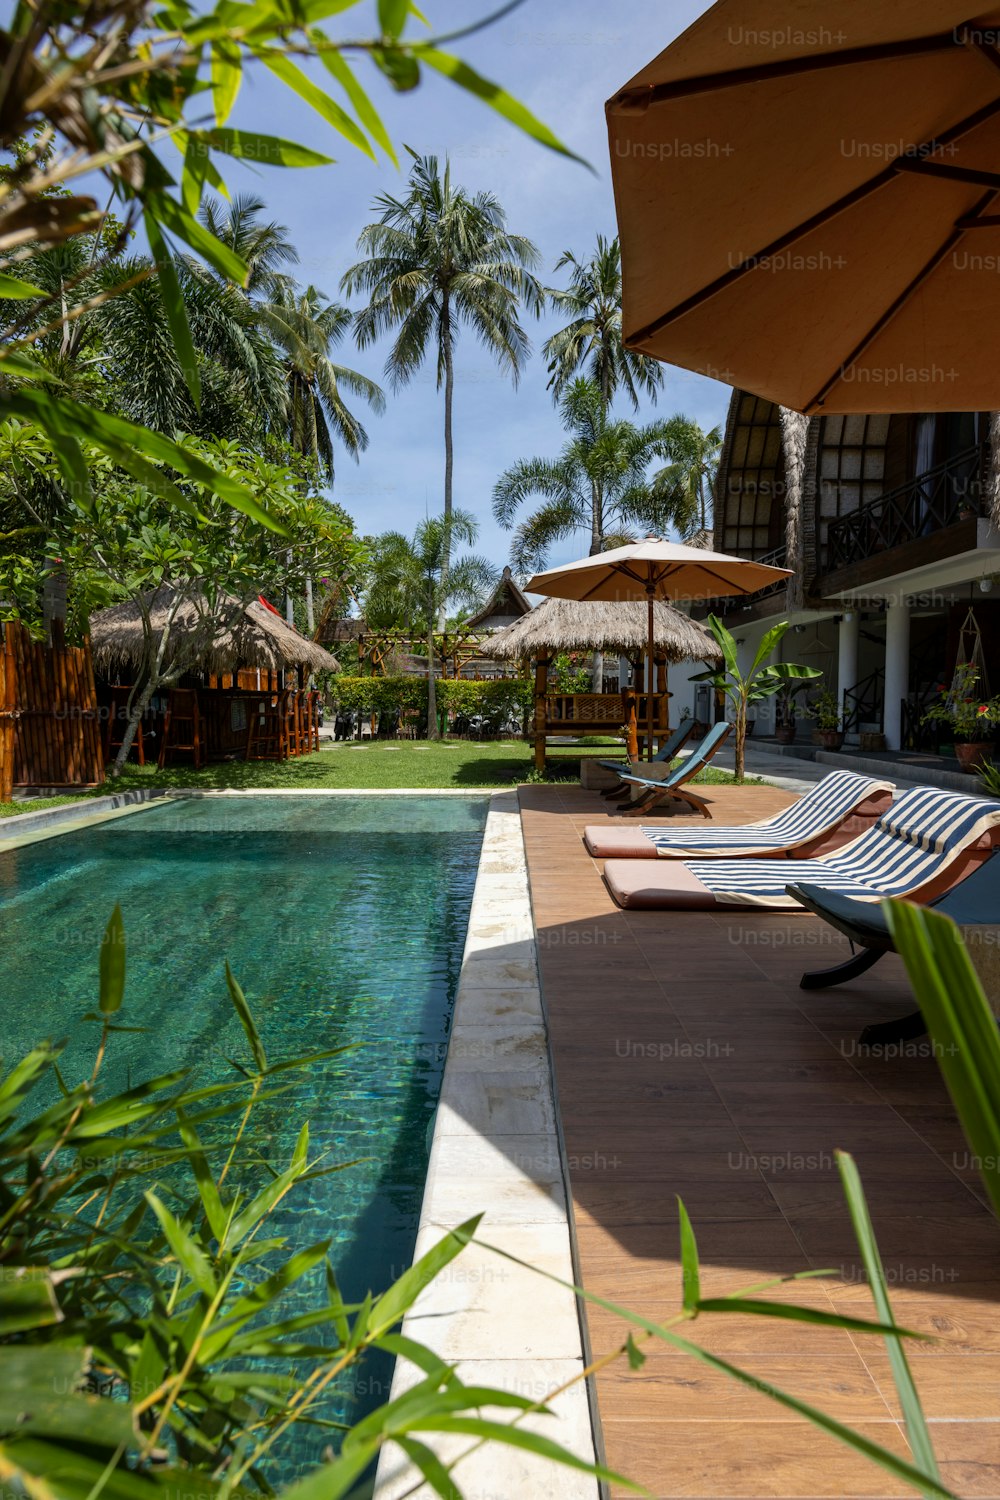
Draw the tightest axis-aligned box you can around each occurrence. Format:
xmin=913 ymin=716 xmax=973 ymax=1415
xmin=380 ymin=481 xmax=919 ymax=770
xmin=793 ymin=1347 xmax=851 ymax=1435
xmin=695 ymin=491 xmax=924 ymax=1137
xmin=611 ymin=722 xmax=732 ymax=818
xmin=596 ymin=718 xmax=697 ymax=801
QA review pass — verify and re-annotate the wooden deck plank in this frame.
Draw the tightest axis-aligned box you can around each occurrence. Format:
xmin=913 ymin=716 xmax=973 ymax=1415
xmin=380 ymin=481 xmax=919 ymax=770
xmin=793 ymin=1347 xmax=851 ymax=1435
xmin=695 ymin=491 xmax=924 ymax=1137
xmin=519 ymin=781 xmax=1000 ymax=1500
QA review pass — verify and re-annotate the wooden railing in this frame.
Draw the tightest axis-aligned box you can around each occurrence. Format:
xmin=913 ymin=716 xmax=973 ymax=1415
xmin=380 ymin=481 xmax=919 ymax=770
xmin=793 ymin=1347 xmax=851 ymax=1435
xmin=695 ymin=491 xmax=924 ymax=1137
xmin=826 ymin=446 xmax=983 ymax=573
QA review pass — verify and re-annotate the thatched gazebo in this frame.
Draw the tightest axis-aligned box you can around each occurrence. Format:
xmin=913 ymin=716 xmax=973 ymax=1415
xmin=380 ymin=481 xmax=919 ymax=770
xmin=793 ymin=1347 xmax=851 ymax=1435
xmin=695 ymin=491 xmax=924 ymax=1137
xmin=90 ymin=587 xmax=340 ymax=768
xmin=484 ymin=597 xmax=721 ymax=769
xmin=91 ymin=587 xmax=339 ymax=680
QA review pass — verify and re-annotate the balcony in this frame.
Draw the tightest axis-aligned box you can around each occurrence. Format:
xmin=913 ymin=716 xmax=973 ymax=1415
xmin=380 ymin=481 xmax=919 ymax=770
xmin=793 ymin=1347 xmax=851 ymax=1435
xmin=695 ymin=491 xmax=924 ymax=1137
xmin=697 ymin=544 xmax=789 ymax=624
xmin=824 ymin=446 xmax=982 ymax=576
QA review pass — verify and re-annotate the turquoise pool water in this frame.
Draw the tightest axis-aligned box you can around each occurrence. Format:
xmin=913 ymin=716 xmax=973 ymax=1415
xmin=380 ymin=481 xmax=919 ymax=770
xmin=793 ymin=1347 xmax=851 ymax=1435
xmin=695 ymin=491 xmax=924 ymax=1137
xmin=0 ymin=793 xmax=488 ymax=1472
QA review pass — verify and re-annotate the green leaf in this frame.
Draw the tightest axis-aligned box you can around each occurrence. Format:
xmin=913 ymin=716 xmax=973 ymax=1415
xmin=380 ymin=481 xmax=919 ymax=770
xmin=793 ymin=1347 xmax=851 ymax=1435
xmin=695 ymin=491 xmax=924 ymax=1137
xmin=694 ymin=1299 xmax=925 ymax=1337
xmin=191 ymin=128 xmax=333 ymax=168
xmin=98 ymin=905 xmax=126 ymax=1015
xmin=886 ymin=899 xmax=1000 ymax=1218
xmin=0 ymin=272 xmax=46 ymax=299
xmin=677 ymin=1197 xmax=700 ymax=1311
xmin=144 ymin=211 xmax=201 ymax=408
xmin=394 ymin=1436 xmax=458 ymax=1499
xmin=0 ymin=1348 xmax=134 ymax=1448
xmin=706 ymin=614 xmax=739 ymax=677
xmin=314 ymin=42 xmax=398 ymax=163
xmin=145 ymin=1190 xmax=217 ymax=1297
xmin=836 ymin=1151 xmax=941 ymax=1486
xmin=0 ymin=1270 xmax=63 ymax=1334
xmin=148 ymin=192 xmax=249 ymax=286
xmin=412 ymin=1418 xmax=641 ymax=1492
xmin=224 ymin=962 xmax=267 ymax=1073
xmin=227 ymin=1125 xmax=310 ymax=1244
xmin=369 ymin=1215 xmax=482 ymax=1337
xmin=378 ymin=0 xmax=408 ymax=37
xmin=176 ymin=1107 xmax=228 ymax=1243
xmin=749 ymin=619 xmax=790 ymax=674
xmin=211 ymin=38 xmax=242 ymax=124
xmin=418 ymin=48 xmax=589 ymax=166
xmin=625 ymin=1332 xmax=647 ymax=1370
xmin=256 ymin=49 xmax=372 ymax=158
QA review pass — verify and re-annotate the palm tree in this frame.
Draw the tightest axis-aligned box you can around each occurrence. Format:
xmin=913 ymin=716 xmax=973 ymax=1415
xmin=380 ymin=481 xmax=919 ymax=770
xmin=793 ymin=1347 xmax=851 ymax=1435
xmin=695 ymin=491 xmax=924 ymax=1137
xmin=342 ymin=151 xmax=542 ymax=616
xmin=544 ymin=235 xmax=663 ymax=412
xmin=652 ymin=418 xmax=723 ymax=538
xmin=493 ymin=377 xmax=676 ymax=573
xmin=200 ymin=196 xmax=383 ymax=479
xmin=257 ymin=284 xmax=385 ymax=477
xmin=365 ymin=510 xmax=496 ymax=739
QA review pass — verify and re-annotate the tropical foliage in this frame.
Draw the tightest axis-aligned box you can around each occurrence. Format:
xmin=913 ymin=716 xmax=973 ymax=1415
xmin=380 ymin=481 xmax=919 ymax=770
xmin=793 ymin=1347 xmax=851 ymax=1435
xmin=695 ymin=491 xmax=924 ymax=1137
xmin=343 ymin=151 xmax=542 ymax=611
xmin=363 ymin=511 xmax=497 ymax=738
xmin=652 ymin=416 xmax=722 ymax=538
xmin=492 ymin=376 xmax=678 ymax=570
xmin=544 ymin=233 xmax=663 ymax=410
xmin=0 ymin=0 xmax=575 ymax=511
xmin=691 ymin=616 xmax=822 ymax=780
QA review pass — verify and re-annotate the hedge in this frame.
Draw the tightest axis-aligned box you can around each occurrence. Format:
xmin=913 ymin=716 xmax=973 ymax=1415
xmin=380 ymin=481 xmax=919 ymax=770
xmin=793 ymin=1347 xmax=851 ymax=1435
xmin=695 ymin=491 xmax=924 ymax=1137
xmin=328 ymin=675 xmax=532 ymax=720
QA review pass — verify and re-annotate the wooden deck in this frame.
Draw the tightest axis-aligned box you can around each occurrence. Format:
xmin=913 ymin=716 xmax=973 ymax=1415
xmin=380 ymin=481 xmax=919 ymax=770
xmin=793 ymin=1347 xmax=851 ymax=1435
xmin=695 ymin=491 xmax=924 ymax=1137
xmin=519 ymin=782 xmax=1000 ymax=1500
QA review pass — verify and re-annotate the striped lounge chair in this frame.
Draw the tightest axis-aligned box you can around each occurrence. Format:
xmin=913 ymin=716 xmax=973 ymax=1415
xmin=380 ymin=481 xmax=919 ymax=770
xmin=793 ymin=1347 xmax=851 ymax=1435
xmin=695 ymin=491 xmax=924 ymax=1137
xmin=583 ymin=769 xmax=894 ymax=860
xmin=603 ymin=786 xmax=1000 ymax=911
xmin=595 ymin=718 xmax=697 ymax=800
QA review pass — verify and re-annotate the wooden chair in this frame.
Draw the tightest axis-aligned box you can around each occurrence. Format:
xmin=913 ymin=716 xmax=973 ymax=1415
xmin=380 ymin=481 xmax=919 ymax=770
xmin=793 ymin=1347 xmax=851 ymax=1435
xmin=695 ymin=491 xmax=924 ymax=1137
xmin=245 ymin=689 xmax=293 ymax=761
xmin=158 ymin=688 xmax=202 ymax=770
xmin=104 ymin=685 xmax=145 ymax=767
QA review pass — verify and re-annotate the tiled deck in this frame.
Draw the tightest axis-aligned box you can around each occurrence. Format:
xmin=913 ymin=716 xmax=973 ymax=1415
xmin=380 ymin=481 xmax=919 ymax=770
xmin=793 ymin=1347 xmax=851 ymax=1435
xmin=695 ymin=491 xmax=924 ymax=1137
xmin=519 ymin=782 xmax=1000 ymax=1500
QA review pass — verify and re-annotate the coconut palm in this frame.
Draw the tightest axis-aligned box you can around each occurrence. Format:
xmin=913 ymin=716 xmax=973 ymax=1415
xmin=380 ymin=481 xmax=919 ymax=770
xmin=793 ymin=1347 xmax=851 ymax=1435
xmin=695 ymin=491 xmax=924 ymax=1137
xmin=493 ymin=377 xmax=677 ymax=573
xmin=544 ymin=234 xmax=663 ymax=411
xmin=366 ymin=510 xmax=497 ymax=738
xmin=651 ymin=417 xmax=723 ymax=539
xmin=342 ymin=151 xmax=542 ymax=614
xmin=257 ymin=284 xmax=385 ymax=476
xmin=200 ymin=196 xmax=383 ymax=478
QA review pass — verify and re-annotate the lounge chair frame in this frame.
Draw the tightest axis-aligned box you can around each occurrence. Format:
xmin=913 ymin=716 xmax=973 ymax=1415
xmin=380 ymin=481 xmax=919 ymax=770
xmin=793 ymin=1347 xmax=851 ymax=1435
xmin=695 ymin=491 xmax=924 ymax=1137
xmin=597 ymin=718 xmax=697 ymax=801
xmin=612 ymin=722 xmax=732 ymax=818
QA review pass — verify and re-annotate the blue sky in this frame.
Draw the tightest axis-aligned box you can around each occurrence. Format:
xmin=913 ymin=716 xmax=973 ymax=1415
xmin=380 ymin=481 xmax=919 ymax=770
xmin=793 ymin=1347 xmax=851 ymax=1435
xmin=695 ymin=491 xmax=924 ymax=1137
xmin=221 ymin=0 xmax=730 ymax=571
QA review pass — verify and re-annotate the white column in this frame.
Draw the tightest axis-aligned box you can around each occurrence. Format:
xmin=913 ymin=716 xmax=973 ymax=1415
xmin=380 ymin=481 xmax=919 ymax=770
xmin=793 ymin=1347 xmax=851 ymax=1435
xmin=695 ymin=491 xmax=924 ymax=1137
xmin=837 ymin=612 xmax=860 ymax=729
xmin=883 ymin=599 xmax=910 ymax=751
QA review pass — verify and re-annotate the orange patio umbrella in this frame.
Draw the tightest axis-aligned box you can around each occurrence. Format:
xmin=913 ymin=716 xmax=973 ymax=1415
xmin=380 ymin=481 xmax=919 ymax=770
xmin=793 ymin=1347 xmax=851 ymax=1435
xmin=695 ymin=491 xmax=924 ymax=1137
xmin=607 ymin=1 xmax=1000 ymax=413
xmin=525 ymin=539 xmax=791 ymax=759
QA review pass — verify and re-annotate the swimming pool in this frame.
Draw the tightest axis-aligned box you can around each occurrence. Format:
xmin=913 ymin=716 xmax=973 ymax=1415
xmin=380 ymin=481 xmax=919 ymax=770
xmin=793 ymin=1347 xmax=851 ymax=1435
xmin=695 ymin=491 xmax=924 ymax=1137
xmin=0 ymin=793 xmax=489 ymax=1471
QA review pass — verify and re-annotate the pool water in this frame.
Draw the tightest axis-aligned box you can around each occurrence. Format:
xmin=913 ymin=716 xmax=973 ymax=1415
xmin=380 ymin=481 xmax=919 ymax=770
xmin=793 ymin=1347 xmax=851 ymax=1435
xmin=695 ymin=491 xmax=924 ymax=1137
xmin=0 ymin=793 xmax=488 ymax=1473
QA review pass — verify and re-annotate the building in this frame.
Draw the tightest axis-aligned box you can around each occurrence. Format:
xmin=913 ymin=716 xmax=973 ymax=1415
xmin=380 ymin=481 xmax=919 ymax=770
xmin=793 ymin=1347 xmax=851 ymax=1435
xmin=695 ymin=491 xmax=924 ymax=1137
xmin=672 ymin=392 xmax=1000 ymax=749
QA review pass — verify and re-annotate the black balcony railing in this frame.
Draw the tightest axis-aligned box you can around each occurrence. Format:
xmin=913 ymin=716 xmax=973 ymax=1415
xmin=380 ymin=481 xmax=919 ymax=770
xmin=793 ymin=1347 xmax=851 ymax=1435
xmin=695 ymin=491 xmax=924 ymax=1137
xmin=700 ymin=544 xmax=788 ymax=617
xmin=842 ymin=669 xmax=884 ymax=734
xmin=825 ymin=446 xmax=983 ymax=573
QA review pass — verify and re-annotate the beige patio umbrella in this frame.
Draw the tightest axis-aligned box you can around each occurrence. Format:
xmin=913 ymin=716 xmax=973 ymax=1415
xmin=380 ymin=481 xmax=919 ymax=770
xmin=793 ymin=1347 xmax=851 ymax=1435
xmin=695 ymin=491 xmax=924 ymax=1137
xmin=524 ymin=539 xmax=790 ymax=758
xmin=607 ymin=1 xmax=1000 ymax=413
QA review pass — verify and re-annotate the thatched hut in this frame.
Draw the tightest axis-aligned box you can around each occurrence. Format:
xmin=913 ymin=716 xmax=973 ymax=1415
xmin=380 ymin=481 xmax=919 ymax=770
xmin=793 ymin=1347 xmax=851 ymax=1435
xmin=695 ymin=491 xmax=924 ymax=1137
xmin=90 ymin=587 xmax=339 ymax=680
xmin=484 ymin=598 xmax=721 ymax=768
xmin=90 ymin=587 xmax=339 ymax=769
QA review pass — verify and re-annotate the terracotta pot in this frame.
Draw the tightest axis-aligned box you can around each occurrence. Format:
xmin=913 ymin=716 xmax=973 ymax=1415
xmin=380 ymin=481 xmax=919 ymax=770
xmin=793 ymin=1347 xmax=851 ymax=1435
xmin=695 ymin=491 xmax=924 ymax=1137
xmin=775 ymin=725 xmax=796 ymax=745
xmin=819 ymin=730 xmax=844 ymax=750
xmin=955 ymin=741 xmax=994 ymax=772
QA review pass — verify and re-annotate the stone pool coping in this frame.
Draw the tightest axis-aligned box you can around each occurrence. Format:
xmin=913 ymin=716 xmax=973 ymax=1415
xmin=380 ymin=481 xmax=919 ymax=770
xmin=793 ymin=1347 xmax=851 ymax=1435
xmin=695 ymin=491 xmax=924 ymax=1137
xmin=374 ymin=789 xmax=600 ymax=1500
xmin=1 ymin=787 xmax=601 ymax=1492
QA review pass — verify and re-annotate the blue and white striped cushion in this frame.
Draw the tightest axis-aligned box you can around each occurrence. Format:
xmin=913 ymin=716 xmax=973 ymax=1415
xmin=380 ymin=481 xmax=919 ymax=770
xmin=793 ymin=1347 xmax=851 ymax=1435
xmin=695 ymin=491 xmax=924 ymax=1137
xmin=640 ymin=770 xmax=890 ymax=855
xmin=685 ymin=786 xmax=1000 ymax=907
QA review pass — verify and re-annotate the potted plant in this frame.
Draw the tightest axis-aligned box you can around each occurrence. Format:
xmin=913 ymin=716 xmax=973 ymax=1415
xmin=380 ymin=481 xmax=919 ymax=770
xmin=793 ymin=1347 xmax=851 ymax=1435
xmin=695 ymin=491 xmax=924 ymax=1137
xmin=807 ymin=687 xmax=845 ymax=750
xmin=773 ymin=679 xmax=814 ymax=744
xmin=922 ymin=664 xmax=1000 ymax=771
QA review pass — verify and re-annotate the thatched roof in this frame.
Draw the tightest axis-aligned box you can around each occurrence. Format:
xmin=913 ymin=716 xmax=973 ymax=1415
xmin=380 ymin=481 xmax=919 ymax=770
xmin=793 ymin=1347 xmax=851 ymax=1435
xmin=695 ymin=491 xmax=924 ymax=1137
xmin=90 ymin=587 xmax=340 ymax=677
xmin=483 ymin=597 xmax=722 ymax=662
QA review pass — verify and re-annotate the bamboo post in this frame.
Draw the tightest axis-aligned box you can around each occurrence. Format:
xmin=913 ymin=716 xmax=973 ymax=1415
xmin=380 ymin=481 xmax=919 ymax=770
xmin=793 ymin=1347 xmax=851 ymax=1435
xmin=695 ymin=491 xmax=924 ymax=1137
xmin=656 ymin=657 xmax=669 ymax=743
xmin=533 ymin=655 xmax=549 ymax=772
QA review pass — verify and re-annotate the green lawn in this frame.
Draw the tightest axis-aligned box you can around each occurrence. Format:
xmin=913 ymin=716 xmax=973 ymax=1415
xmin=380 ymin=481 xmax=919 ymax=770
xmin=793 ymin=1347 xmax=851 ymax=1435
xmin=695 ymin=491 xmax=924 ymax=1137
xmin=0 ymin=738 xmax=754 ymax=816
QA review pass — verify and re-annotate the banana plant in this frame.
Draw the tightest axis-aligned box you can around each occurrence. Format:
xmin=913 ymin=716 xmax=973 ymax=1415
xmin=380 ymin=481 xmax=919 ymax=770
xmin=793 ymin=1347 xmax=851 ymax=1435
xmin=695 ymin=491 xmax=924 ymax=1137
xmin=690 ymin=615 xmax=822 ymax=779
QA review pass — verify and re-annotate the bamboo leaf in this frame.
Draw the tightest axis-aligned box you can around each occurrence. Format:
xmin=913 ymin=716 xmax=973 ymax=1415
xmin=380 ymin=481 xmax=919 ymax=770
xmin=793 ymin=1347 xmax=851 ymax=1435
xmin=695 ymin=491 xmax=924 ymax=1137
xmin=190 ymin=128 xmax=333 ymax=168
xmin=145 ymin=1190 xmax=216 ymax=1297
xmin=417 ymin=48 xmax=589 ymax=167
xmin=211 ymin=38 xmax=242 ymax=124
xmin=176 ymin=1108 xmax=228 ymax=1243
xmin=394 ymin=1436 xmax=460 ymax=1499
xmin=369 ymin=1215 xmax=482 ymax=1337
xmin=0 ymin=272 xmax=46 ymax=299
xmin=411 ymin=1418 xmax=642 ymax=1492
xmin=144 ymin=211 xmax=200 ymax=408
xmin=886 ymin=899 xmax=1000 ymax=1218
xmin=677 ymin=1197 xmax=700 ymax=1311
xmin=836 ymin=1150 xmax=941 ymax=1487
xmin=315 ymin=43 xmax=398 ymax=162
xmin=98 ymin=906 xmax=126 ymax=1015
xmin=224 ymin=963 xmax=267 ymax=1073
xmin=148 ymin=193 xmax=249 ymax=286
xmin=256 ymin=49 xmax=372 ymax=158
xmin=378 ymin=0 xmax=408 ymax=38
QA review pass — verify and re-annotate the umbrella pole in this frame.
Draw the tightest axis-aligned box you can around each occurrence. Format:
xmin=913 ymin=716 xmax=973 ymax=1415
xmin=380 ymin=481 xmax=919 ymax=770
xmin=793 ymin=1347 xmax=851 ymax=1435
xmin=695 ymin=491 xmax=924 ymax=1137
xmin=646 ymin=589 xmax=655 ymax=762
